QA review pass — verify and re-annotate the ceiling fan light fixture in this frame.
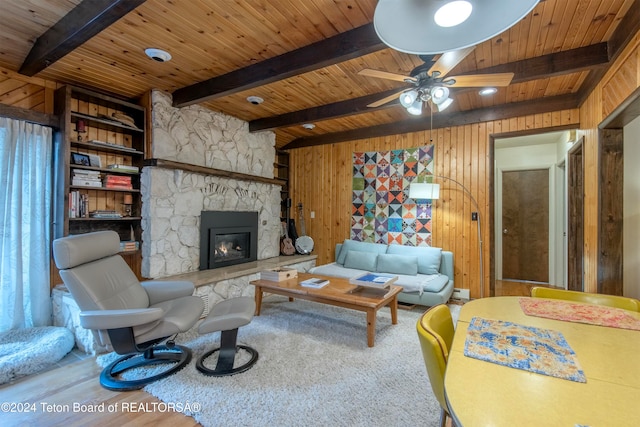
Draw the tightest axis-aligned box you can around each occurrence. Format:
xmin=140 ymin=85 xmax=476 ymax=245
xmin=407 ymin=100 xmax=423 ymax=116
xmin=373 ymin=0 xmax=540 ymax=54
xmin=436 ymin=97 xmax=454 ymax=112
xmin=434 ymin=1 xmax=473 ymax=28
xmin=431 ymin=86 xmax=450 ymax=104
xmin=399 ymin=90 xmax=419 ymax=108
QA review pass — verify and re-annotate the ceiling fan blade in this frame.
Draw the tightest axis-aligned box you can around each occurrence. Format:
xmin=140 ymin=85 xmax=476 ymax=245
xmin=447 ymin=73 xmax=514 ymax=87
xmin=367 ymin=90 xmax=404 ymax=108
xmin=358 ymin=69 xmax=416 ymax=83
xmin=428 ymin=46 xmax=475 ymax=78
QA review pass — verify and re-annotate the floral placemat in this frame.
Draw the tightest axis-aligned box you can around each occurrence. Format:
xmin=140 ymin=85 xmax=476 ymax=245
xmin=519 ymin=298 xmax=640 ymax=331
xmin=464 ymin=317 xmax=586 ymax=382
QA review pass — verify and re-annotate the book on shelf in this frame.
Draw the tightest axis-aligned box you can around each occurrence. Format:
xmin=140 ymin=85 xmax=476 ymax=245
xmin=104 ymin=174 xmax=132 ymax=183
xmin=107 ymin=164 xmax=139 ymax=173
xmin=103 ymin=174 xmax=133 ymax=189
xmin=349 ymin=272 xmax=398 ymax=289
xmin=72 ymin=168 xmax=100 ymax=175
xmin=260 ymin=267 xmax=298 ymax=282
xmin=119 ymin=240 xmax=140 ymax=252
xmin=89 ymin=209 xmax=122 ymax=218
xmin=72 ymin=169 xmax=102 ymax=187
xmin=300 ymin=277 xmax=330 ymax=288
xmin=88 ymin=139 xmax=138 ymax=151
xmin=68 ymin=191 xmax=89 ymax=218
xmin=72 ymin=179 xmax=103 ymax=187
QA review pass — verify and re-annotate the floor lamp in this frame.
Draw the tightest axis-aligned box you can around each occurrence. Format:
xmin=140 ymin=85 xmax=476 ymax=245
xmin=409 ymin=177 xmax=484 ymax=299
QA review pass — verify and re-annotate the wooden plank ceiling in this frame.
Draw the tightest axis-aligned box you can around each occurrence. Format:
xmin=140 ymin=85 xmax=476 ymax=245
xmin=0 ymin=0 xmax=638 ymax=149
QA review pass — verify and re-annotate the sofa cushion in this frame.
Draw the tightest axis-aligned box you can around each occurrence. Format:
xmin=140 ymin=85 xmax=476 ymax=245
xmin=376 ymin=253 xmax=418 ymax=276
xmin=344 ymin=250 xmax=378 ymax=271
xmin=336 ymin=239 xmax=388 ymax=265
xmin=308 ymin=263 xmax=450 ymax=294
xmin=386 ymin=244 xmax=442 ymax=275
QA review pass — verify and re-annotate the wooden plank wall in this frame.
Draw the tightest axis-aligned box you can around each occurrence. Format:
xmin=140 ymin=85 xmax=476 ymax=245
xmin=288 ymin=110 xmax=580 ymax=300
xmin=579 ymin=30 xmax=640 ymax=293
xmin=0 ymin=67 xmax=57 ymax=113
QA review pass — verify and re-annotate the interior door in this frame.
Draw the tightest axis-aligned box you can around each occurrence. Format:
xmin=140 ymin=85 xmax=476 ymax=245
xmin=502 ymin=169 xmax=550 ymax=283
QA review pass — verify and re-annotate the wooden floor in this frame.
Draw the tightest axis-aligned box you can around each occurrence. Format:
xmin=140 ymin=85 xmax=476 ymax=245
xmin=0 ymin=280 xmax=544 ymax=426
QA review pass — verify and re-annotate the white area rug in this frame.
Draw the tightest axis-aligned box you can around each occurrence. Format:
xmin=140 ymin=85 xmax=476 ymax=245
xmin=99 ymin=297 xmax=455 ymax=427
xmin=0 ymin=326 xmax=74 ymax=385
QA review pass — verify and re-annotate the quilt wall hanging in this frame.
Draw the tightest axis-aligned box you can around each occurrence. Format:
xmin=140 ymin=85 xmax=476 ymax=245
xmin=352 ymin=145 xmax=434 ymax=246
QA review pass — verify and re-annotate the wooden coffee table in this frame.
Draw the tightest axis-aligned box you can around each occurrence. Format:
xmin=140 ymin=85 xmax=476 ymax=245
xmin=250 ymin=272 xmax=402 ymax=347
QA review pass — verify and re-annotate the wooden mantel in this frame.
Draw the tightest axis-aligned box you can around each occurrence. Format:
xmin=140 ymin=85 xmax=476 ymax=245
xmin=144 ymin=158 xmax=287 ymax=187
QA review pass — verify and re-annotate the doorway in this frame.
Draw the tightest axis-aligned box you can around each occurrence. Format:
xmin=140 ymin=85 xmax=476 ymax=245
xmin=493 ymin=131 xmax=573 ymax=292
xmin=501 ymin=168 xmax=550 ymax=283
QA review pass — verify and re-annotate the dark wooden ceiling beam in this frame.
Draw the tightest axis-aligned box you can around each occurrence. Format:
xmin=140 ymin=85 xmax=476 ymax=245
xmin=282 ymin=93 xmax=581 ymax=149
xmin=249 ymin=88 xmax=401 ymax=132
xmin=250 ymin=44 xmax=609 ymax=132
xmin=462 ymin=43 xmax=609 ymax=83
xmin=19 ymin=0 xmax=146 ymax=77
xmin=172 ymin=23 xmax=386 ymax=107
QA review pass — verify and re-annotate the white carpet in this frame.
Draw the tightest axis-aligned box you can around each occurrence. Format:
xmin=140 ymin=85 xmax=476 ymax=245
xmin=100 ymin=297 xmax=456 ymax=427
xmin=0 ymin=326 xmax=75 ymax=385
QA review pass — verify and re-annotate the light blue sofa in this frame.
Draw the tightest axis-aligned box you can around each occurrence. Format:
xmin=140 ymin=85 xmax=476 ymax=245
xmin=309 ymin=239 xmax=454 ymax=307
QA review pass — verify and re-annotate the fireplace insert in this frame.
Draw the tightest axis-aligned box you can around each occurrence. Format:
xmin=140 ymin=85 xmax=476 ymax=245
xmin=200 ymin=211 xmax=258 ymax=270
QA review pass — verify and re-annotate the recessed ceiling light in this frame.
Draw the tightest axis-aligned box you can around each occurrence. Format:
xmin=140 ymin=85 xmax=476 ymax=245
xmin=479 ymin=87 xmax=498 ymax=96
xmin=302 ymin=123 xmax=316 ymax=130
xmin=144 ymin=48 xmax=172 ymax=62
xmin=246 ymin=96 xmax=264 ymax=105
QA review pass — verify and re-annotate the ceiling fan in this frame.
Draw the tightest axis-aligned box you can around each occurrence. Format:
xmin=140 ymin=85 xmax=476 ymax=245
xmin=358 ymin=46 xmax=514 ymax=115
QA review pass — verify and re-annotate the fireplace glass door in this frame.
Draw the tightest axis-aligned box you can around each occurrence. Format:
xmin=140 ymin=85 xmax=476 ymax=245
xmin=212 ymin=231 xmax=250 ymax=265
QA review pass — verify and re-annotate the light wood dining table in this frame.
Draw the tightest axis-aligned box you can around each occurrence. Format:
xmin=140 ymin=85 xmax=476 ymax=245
xmin=444 ymin=296 xmax=640 ymax=427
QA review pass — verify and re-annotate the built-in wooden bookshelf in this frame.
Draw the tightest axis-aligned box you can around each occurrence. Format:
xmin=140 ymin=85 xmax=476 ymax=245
xmin=53 ymin=85 xmax=146 ymax=278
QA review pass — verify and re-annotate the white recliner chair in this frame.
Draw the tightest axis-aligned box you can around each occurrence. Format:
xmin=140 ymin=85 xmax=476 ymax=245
xmin=52 ymin=231 xmax=204 ymax=391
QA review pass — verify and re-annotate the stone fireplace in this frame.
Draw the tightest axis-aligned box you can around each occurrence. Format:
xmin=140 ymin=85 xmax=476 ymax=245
xmin=141 ymin=90 xmax=281 ymax=279
xmin=200 ymin=210 xmax=258 ymax=270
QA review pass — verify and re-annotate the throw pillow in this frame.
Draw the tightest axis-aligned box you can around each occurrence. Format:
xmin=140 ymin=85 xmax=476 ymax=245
xmin=386 ymin=245 xmax=443 ymax=275
xmin=344 ymin=250 xmax=378 ymax=271
xmin=336 ymin=239 xmax=387 ymax=265
xmin=376 ymin=253 xmax=419 ymax=276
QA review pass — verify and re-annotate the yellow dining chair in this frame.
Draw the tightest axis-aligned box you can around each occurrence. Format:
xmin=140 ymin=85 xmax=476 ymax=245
xmin=416 ymin=304 xmax=456 ymax=427
xmin=530 ymin=287 xmax=640 ymax=312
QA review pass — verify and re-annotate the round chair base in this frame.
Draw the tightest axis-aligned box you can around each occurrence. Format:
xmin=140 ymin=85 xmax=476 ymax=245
xmin=100 ymin=344 xmax=192 ymax=391
xmin=196 ymin=345 xmax=258 ymax=377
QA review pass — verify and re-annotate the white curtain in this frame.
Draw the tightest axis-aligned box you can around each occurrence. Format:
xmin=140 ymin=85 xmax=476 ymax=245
xmin=0 ymin=117 xmax=53 ymax=331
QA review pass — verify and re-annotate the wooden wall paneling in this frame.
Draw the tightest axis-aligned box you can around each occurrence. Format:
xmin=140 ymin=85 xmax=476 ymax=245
xmin=288 ymin=109 xmax=581 ymax=299
xmin=597 ymin=129 xmax=624 ymax=295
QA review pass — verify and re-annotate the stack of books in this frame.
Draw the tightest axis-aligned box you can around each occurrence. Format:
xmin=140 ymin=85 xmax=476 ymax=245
xmin=103 ymin=174 xmax=133 ymax=189
xmin=349 ymin=272 xmax=398 ymax=289
xmin=119 ymin=240 xmax=139 ymax=252
xmin=68 ymin=191 xmax=89 ymax=218
xmin=89 ymin=209 xmax=122 ymax=218
xmin=107 ymin=164 xmax=139 ymax=173
xmin=72 ymin=169 xmax=102 ymax=187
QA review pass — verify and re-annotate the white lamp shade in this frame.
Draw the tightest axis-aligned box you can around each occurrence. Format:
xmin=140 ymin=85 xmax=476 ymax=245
xmin=399 ymin=90 xmax=418 ymax=108
xmin=406 ymin=99 xmax=423 ymax=115
xmin=409 ymin=183 xmax=440 ymax=200
xmin=374 ymin=0 xmax=539 ymax=54
xmin=436 ymin=97 xmax=454 ymax=111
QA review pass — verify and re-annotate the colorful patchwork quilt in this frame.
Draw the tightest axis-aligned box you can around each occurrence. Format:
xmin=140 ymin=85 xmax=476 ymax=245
xmin=351 ymin=146 xmax=434 ymax=245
